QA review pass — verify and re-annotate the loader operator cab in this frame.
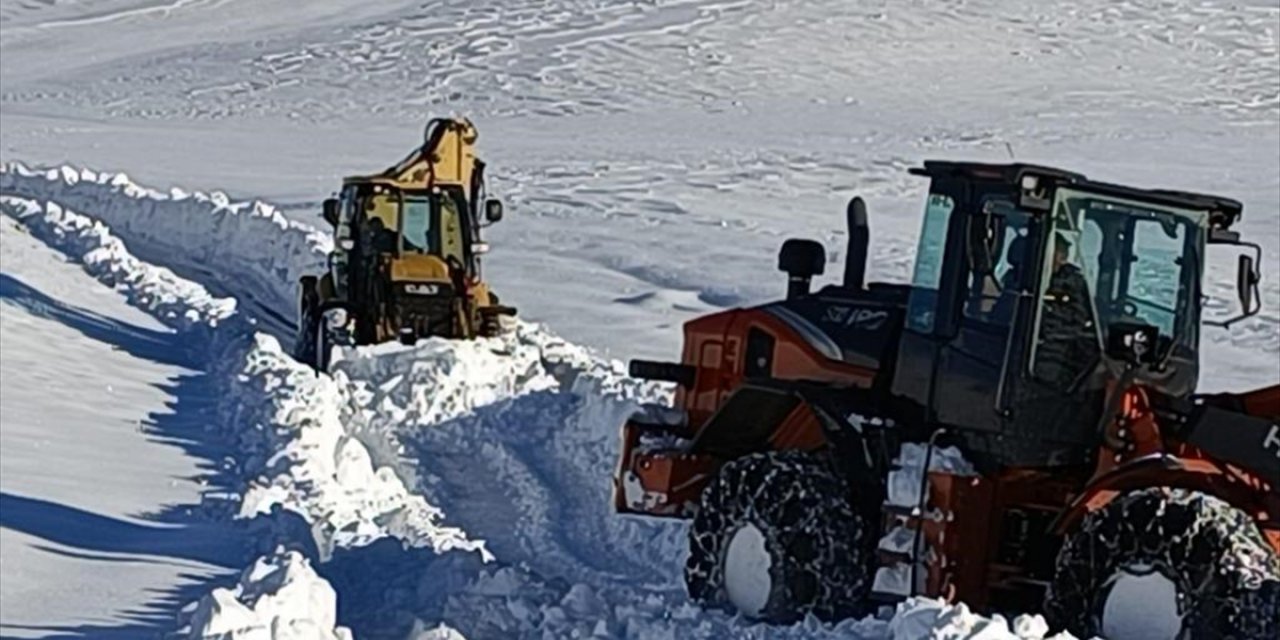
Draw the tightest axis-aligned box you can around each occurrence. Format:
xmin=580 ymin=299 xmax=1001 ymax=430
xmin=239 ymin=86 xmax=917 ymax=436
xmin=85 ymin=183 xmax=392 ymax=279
xmin=891 ymin=162 xmax=1260 ymax=468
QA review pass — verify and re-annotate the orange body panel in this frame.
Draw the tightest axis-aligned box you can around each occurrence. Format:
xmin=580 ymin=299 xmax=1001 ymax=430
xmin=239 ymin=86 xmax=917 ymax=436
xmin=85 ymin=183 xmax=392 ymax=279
xmin=612 ymin=419 xmax=717 ymax=518
xmin=676 ymin=309 xmax=875 ymax=432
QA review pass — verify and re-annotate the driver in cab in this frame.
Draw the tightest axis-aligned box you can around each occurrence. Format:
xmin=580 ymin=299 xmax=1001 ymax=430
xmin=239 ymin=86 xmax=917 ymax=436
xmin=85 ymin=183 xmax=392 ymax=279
xmin=1036 ymin=233 xmax=1100 ymax=389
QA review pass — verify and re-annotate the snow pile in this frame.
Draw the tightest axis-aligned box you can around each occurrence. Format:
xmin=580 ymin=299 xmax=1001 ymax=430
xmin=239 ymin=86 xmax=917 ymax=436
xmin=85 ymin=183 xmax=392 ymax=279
xmin=0 ymin=162 xmax=329 ymax=328
xmin=330 ymin=331 xmax=559 ymax=429
xmin=0 ymin=191 xmax=358 ymax=637
xmin=888 ymin=598 xmax=1071 ymax=640
xmin=179 ymin=548 xmax=353 ymax=640
xmin=230 ymin=333 xmax=490 ymax=563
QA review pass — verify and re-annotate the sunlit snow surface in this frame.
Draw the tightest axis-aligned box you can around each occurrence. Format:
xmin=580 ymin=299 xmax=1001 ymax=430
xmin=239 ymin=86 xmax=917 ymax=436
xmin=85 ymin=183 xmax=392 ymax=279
xmin=1 ymin=0 xmax=1276 ymax=637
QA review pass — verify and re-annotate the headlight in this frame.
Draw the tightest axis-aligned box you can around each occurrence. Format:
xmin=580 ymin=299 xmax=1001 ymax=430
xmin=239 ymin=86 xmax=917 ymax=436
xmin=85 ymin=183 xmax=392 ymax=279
xmin=324 ymin=308 xmax=348 ymax=329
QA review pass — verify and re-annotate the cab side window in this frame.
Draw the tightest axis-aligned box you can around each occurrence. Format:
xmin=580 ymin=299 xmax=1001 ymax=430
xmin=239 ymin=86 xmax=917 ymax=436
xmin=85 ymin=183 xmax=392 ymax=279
xmin=362 ymin=193 xmax=399 ymax=254
xmin=963 ymin=200 xmax=1032 ymax=327
xmin=906 ymin=194 xmax=955 ymax=334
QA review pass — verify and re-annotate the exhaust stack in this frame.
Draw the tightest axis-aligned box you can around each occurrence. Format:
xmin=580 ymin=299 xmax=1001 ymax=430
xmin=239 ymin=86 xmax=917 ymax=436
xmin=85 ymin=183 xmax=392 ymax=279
xmin=844 ymin=196 xmax=869 ymax=290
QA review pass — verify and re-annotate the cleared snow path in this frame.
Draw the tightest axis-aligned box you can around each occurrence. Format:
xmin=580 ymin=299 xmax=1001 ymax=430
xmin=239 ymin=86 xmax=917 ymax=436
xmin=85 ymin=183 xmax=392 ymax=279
xmin=0 ymin=217 xmax=246 ymax=638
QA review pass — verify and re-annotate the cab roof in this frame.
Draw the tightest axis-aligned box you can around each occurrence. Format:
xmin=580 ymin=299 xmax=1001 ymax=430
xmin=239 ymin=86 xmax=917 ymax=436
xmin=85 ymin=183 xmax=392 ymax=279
xmin=911 ymin=160 xmax=1243 ymax=230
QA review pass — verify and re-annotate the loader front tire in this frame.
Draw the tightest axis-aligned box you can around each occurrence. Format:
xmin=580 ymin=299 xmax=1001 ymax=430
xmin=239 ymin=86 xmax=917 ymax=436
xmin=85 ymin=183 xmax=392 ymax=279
xmin=684 ymin=450 xmax=869 ymax=623
xmin=1046 ymin=487 xmax=1280 ymax=640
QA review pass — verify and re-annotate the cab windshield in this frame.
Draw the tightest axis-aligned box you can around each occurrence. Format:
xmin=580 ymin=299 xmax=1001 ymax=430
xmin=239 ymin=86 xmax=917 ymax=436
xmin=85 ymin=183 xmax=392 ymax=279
xmin=1031 ymin=187 xmax=1206 ymax=384
xmin=400 ymin=194 xmax=434 ymax=254
xmin=355 ymin=189 xmax=440 ymax=256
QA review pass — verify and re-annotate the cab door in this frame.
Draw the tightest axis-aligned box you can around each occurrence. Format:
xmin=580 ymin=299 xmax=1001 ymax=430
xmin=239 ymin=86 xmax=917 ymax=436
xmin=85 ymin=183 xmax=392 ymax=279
xmin=890 ymin=176 xmax=970 ymax=421
xmin=932 ymin=197 xmax=1033 ymax=434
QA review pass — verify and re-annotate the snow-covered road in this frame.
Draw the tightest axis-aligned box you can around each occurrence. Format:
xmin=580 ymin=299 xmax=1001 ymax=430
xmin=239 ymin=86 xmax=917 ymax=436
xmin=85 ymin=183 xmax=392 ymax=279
xmin=0 ymin=217 xmax=244 ymax=637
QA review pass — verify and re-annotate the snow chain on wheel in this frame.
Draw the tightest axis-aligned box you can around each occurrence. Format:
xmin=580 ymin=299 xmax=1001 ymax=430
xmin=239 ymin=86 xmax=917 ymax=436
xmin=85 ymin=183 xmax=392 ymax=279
xmin=685 ymin=450 xmax=870 ymax=623
xmin=1046 ymin=487 xmax=1280 ymax=639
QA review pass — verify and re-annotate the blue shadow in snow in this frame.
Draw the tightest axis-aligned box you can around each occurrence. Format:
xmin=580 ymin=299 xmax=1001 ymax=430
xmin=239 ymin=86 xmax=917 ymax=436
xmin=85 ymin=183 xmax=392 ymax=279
xmin=0 ymin=272 xmax=192 ymax=368
xmin=0 ymin=493 xmax=243 ymax=568
xmin=0 ymin=272 xmax=250 ymax=639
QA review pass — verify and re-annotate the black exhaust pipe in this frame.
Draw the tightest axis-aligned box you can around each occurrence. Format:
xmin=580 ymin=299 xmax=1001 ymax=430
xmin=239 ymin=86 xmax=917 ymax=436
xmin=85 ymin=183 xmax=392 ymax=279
xmin=844 ymin=196 xmax=869 ymax=290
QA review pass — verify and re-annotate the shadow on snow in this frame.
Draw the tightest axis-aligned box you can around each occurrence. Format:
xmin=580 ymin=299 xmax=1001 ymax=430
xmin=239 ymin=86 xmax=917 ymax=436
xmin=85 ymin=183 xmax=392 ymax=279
xmin=0 ymin=272 xmax=251 ymax=639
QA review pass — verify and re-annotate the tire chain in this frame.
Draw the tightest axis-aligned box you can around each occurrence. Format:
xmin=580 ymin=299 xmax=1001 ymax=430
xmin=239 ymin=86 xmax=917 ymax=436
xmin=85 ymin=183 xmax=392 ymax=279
xmin=1046 ymin=487 xmax=1280 ymax=639
xmin=684 ymin=450 xmax=870 ymax=622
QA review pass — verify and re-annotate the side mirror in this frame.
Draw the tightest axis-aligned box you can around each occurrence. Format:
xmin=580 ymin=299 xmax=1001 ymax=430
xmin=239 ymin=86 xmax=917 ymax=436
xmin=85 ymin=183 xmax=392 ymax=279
xmin=322 ymin=198 xmax=340 ymax=227
xmin=1206 ymin=235 xmax=1263 ymax=329
xmin=484 ymin=199 xmax=504 ymax=223
xmin=1106 ymin=322 xmax=1160 ymax=367
xmin=966 ymin=208 xmax=1005 ymax=276
xmin=778 ymin=238 xmax=825 ymax=300
xmin=1237 ymin=253 xmax=1259 ymax=313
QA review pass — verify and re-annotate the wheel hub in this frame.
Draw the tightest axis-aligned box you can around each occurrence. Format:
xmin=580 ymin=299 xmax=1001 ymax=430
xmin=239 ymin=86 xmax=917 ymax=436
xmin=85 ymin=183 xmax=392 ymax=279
xmin=723 ymin=522 xmax=772 ymax=618
xmin=1101 ymin=563 xmax=1183 ymax=640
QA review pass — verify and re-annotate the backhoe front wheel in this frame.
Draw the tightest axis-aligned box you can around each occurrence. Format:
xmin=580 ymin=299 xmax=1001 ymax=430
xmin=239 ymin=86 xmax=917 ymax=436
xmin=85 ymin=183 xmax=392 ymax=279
xmin=1046 ymin=488 xmax=1280 ymax=640
xmin=685 ymin=450 xmax=870 ymax=623
xmin=294 ymin=276 xmax=321 ymax=368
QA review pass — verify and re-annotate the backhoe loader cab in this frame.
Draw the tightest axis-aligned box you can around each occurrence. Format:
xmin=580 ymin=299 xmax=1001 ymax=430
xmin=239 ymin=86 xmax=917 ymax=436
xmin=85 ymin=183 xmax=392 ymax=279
xmin=295 ymin=118 xmax=515 ymax=371
xmin=614 ymin=160 xmax=1279 ymax=638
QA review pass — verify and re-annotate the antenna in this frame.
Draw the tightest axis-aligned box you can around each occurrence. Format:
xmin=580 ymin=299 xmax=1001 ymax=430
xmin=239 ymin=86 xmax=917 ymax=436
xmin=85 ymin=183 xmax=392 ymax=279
xmin=1004 ymin=141 xmax=1016 ymax=160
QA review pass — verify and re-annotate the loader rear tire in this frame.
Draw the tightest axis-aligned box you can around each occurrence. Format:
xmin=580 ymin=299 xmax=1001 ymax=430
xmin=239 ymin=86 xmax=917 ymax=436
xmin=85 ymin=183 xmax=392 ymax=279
xmin=1046 ymin=487 xmax=1280 ymax=640
xmin=684 ymin=450 xmax=869 ymax=623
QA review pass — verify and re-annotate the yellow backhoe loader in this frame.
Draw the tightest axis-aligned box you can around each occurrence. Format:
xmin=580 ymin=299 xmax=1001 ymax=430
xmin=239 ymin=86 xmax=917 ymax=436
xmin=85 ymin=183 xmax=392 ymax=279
xmin=295 ymin=117 xmax=514 ymax=370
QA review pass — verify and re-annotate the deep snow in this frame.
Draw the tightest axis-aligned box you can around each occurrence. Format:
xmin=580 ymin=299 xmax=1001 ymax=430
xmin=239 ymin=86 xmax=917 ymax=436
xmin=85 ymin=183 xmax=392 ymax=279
xmin=1 ymin=0 xmax=1277 ymax=637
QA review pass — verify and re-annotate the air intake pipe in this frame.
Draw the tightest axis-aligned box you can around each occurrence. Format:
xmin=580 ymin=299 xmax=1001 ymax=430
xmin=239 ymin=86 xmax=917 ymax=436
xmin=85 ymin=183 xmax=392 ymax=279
xmin=844 ymin=196 xmax=869 ymax=290
xmin=778 ymin=239 xmax=826 ymax=300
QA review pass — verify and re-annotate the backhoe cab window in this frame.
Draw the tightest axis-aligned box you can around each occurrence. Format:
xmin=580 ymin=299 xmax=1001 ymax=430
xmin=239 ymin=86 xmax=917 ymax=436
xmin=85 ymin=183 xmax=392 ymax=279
xmin=1032 ymin=188 xmax=1204 ymax=385
xmin=364 ymin=193 xmax=400 ymax=254
xmin=401 ymin=196 xmax=433 ymax=254
xmin=356 ymin=189 xmax=441 ymax=256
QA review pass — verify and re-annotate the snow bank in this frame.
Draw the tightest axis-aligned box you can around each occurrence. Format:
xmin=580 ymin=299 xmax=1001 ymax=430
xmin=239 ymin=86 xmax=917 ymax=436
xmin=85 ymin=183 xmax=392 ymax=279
xmin=0 ymin=196 xmax=238 ymax=336
xmin=0 ymin=162 xmax=329 ymax=329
